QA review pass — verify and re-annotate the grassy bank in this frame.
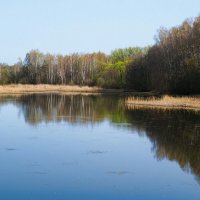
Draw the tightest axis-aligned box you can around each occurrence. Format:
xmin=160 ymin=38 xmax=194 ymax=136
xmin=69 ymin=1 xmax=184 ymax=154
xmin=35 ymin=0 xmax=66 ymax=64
xmin=0 ymin=84 xmax=125 ymax=94
xmin=126 ymin=95 xmax=200 ymax=111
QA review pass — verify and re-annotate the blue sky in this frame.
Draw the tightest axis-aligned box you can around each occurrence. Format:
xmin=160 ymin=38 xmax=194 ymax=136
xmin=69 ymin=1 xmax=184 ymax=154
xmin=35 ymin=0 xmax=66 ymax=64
xmin=0 ymin=0 xmax=200 ymax=64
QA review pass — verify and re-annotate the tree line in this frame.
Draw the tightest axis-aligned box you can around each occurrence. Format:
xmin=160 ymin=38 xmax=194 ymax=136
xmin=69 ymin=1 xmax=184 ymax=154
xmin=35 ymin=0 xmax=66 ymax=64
xmin=0 ymin=15 xmax=200 ymax=94
xmin=0 ymin=47 xmax=146 ymax=88
xmin=126 ymin=16 xmax=200 ymax=94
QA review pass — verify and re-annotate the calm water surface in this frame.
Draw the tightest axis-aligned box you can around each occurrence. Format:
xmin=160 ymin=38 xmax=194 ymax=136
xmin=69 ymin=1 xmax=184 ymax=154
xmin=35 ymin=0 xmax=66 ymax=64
xmin=0 ymin=94 xmax=200 ymax=200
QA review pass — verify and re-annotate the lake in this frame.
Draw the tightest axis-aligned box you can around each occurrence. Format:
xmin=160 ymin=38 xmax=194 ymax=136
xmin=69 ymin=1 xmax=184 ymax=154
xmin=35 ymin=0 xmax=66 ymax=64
xmin=0 ymin=94 xmax=200 ymax=200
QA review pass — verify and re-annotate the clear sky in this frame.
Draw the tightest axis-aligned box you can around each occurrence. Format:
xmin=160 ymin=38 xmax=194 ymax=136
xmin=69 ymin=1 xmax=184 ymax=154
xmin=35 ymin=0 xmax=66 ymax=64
xmin=0 ymin=0 xmax=200 ymax=64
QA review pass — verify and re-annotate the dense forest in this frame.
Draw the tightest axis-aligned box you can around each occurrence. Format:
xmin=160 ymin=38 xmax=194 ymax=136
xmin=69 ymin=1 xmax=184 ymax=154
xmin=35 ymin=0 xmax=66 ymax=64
xmin=126 ymin=16 xmax=200 ymax=94
xmin=0 ymin=47 xmax=147 ymax=89
xmin=0 ymin=16 xmax=200 ymax=94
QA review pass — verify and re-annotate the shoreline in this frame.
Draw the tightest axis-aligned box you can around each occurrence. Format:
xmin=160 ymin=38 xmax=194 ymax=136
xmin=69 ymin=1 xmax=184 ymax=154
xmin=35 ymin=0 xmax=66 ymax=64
xmin=0 ymin=84 xmax=159 ymax=96
xmin=0 ymin=84 xmax=124 ymax=95
xmin=0 ymin=85 xmax=199 ymax=111
xmin=126 ymin=95 xmax=200 ymax=111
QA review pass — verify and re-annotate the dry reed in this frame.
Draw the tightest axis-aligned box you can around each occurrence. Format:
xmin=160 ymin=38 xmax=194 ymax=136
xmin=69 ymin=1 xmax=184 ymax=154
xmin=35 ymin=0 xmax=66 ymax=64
xmin=126 ymin=95 xmax=200 ymax=111
xmin=0 ymin=84 xmax=105 ymax=94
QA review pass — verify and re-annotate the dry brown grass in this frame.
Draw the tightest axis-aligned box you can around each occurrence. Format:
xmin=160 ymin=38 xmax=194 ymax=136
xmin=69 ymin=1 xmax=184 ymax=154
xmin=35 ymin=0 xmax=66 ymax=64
xmin=126 ymin=95 xmax=200 ymax=111
xmin=0 ymin=84 xmax=123 ymax=94
xmin=0 ymin=84 xmax=100 ymax=94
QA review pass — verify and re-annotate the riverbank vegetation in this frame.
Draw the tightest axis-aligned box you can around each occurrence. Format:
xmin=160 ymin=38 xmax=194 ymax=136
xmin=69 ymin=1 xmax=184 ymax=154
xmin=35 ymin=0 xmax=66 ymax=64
xmin=0 ymin=84 xmax=101 ymax=94
xmin=126 ymin=95 xmax=200 ymax=111
xmin=0 ymin=16 xmax=200 ymax=94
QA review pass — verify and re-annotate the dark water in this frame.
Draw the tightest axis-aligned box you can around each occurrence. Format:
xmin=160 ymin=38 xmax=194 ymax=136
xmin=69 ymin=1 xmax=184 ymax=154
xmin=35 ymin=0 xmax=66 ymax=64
xmin=0 ymin=94 xmax=200 ymax=200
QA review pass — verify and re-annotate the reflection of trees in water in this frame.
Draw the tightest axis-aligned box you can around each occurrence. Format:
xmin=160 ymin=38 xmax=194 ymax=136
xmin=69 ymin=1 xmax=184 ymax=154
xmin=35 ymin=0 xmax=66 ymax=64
xmin=125 ymin=108 xmax=200 ymax=182
xmin=16 ymin=94 xmax=125 ymax=125
xmin=0 ymin=94 xmax=200 ymax=182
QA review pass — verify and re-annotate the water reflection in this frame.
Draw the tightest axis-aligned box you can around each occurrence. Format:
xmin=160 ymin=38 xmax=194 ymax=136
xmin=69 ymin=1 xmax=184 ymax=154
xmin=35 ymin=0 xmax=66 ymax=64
xmin=125 ymin=108 xmax=200 ymax=182
xmin=0 ymin=94 xmax=200 ymax=183
xmin=12 ymin=94 xmax=125 ymax=125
